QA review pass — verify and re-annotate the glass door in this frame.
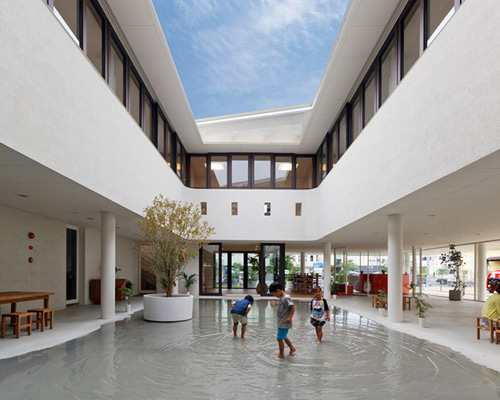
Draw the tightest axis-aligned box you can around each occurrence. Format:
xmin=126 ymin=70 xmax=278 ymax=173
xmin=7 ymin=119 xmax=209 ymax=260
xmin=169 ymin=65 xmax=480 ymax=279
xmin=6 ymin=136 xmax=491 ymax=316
xmin=247 ymin=252 xmax=259 ymax=289
xmin=200 ymin=244 xmax=222 ymax=295
xmin=231 ymin=253 xmax=244 ymax=289
xmin=66 ymin=227 xmax=78 ymax=304
xmin=260 ymin=244 xmax=285 ymax=295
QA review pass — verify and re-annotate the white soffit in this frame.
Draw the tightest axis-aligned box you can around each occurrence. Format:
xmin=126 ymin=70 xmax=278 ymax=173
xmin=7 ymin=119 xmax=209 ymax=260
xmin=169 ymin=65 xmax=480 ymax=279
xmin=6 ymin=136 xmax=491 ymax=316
xmin=105 ymin=0 xmax=401 ymax=153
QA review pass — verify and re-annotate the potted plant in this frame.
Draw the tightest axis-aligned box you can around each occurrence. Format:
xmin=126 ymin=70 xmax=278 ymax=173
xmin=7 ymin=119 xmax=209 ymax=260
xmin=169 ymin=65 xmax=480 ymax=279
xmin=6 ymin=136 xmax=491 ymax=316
xmin=377 ymin=289 xmax=387 ymax=316
xmin=440 ymin=244 xmax=466 ymax=301
xmin=412 ymin=293 xmax=433 ymax=327
xmin=139 ymin=195 xmax=214 ymax=322
xmin=119 ymin=280 xmax=134 ymax=313
xmin=331 ymin=281 xmax=340 ymax=299
xmin=179 ymin=272 xmax=197 ymax=295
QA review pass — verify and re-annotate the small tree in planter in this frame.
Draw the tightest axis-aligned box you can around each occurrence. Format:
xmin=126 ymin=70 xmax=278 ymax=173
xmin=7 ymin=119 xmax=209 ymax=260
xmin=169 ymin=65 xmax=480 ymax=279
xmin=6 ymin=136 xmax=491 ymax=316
xmin=119 ymin=280 xmax=134 ymax=313
xmin=139 ymin=195 xmax=215 ymax=297
xmin=440 ymin=244 xmax=466 ymax=301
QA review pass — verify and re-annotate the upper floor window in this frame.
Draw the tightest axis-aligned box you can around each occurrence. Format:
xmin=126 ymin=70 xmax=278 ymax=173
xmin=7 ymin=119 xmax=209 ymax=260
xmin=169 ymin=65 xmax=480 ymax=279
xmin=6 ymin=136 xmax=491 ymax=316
xmin=275 ymin=156 xmax=293 ymax=189
xmin=210 ymin=155 xmax=227 ymax=188
xmin=380 ymin=38 xmax=397 ymax=105
xmin=403 ymin=1 xmax=421 ymax=77
xmin=296 ymin=156 xmax=313 ymax=189
xmin=86 ymin=2 xmax=103 ymax=76
xmin=232 ymin=155 xmax=249 ymax=188
xmin=109 ymin=39 xmax=125 ymax=104
xmin=254 ymin=155 xmax=271 ymax=188
xmin=143 ymin=95 xmax=153 ymax=140
xmin=129 ymin=71 xmax=140 ymax=125
xmin=427 ymin=0 xmax=455 ymax=45
xmin=54 ymin=0 xmax=79 ymax=44
xmin=190 ymin=156 xmax=207 ymax=188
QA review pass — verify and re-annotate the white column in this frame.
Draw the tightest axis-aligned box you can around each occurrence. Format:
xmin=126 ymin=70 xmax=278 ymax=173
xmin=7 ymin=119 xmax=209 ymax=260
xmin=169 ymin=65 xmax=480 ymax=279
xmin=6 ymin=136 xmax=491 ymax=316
xmin=101 ymin=212 xmax=116 ymax=319
xmin=476 ymin=243 xmax=487 ymax=301
xmin=300 ymin=252 xmax=306 ymax=274
xmin=323 ymin=243 xmax=331 ymax=297
xmin=411 ymin=247 xmax=416 ymax=295
xmin=388 ymin=214 xmax=403 ymax=323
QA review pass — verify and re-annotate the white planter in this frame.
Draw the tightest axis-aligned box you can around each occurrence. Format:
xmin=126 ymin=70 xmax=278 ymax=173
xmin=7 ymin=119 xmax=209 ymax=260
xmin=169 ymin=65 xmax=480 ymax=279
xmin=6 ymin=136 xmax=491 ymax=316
xmin=419 ymin=317 xmax=426 ymax=328
xmin=126 ymin=303 xmax=131 ymax=313
xmin=378 ymin=307 xmax=387 ymax=316
xmin=332 ymin=294 xmax=337 ymax=300
xmin=143 ymin=293 xmax=194 ymax=322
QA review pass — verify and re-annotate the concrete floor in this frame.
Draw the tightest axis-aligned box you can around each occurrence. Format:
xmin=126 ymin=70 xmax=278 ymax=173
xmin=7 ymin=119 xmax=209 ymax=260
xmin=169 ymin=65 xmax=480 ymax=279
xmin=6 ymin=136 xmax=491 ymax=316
xmin=0 ymin=294 xmax=497 ymax=374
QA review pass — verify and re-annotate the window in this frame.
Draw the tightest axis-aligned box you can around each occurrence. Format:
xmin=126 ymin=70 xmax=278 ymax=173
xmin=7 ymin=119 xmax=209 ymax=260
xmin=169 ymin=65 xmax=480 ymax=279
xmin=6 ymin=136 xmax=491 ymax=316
xmin=380 ymin=39 xmax=397 ymax=105
xmin=86 ymin=2 xmax=103 ymax=76
xmin=210 ymin=155 xmax=227 ymax=188
xmin=351 ymin=96 xmax=361 ymax=141
xmin=295 ymin=203 xmax=302 ymax=216
xmin=176 ymin=140 xmax=182 ymax=178
xmin=231 ymin=202 xmax=238 ymax=216
xmin=254 ymin=155 xmax=271 ymax=188
xmin=201 ymin=202 xmax=207 ymax=215
xmin=264 ymin=202 xmax=271 ymax=216
xmin=143 ymin=95 xmax=153 ymax=140
xmin=330 ymin=127 xmax=338 ymax=168
xmin=364 ymin=74 xmax=375 ymax=126
xmin=321 ymin=142 xmax=327 ymax=179
xmin=129 ymin=71 xmax=140 ymax=125
xmin=232 ymin=155 xmax=249 ymax=188
xmin=166 ymin=126 xmax=173 ymax=167
xmin=427 ymin=0 xmax=454 ymax=45
xmin=109 ymin=40 xmax=124 ymax=104
xmin=296 ymin=157 xmax=313 ymax=189
xmin=157 ymin=115 xmax=165 ymax=156
xmin=403 ymin=1 xmax=421 ymax=77
xmin=339 ymin=114 xmax=347 ymax=159
xmin=275 ymin=156 xmax=293 ymax=189
xmin=190 ymin=156 xmax=207 ymax=188
xmin=54 ymin=0 xmax=79 ymax=44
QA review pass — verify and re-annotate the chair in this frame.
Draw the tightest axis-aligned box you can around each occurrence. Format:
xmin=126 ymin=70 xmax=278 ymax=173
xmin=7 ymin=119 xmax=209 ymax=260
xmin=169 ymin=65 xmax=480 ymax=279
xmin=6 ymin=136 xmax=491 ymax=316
xmin=1 ymin=312 xmax=33 ymax=339
xmin=477 ymin=317 xmax=496 ymax=343
xmin=402 ymin=296 xmax=412 ymax=310
xmin=28 ymin=308 xmax=54 ymax=332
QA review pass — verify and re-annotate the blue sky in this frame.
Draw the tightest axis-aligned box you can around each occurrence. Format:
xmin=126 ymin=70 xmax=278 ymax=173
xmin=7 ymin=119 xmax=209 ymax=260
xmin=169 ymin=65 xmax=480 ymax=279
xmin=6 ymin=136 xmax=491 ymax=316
xmin=153 ymin=0 xmax=349 ymax=119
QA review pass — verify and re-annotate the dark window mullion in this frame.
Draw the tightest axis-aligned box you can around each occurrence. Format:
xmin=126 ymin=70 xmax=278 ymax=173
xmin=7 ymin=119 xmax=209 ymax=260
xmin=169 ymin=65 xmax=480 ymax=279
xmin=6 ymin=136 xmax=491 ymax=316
xmin=271 ymin=155 xmax=276 ymax=189
xmin=207 ymin=154 xmax=212 ymax=188
xmin=228 ymin=155 xmax=232 ymax=189
xmin=249 ymin=154 xmax=254 ymax=189
xmin=420 ymin=0 xmax=427 ymax=55
xmin=292 ymin=154 xmax=297 ymax=189
xmin=80 ymin=0 xmax=87 ymax=53
xmin=103 ymin=20 xmax=110 ymax=83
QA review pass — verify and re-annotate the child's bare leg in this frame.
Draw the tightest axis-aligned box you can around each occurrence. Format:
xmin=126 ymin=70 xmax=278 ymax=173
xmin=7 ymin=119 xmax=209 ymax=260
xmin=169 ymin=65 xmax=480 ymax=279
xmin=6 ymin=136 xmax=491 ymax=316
xmin=317 ymin=326 xmax=323 ymax=343
xmin=233 ymin=324 xmax=238 ymax=337
xmin=241 ymin=325 xmax=246 ymax=339
xmin=276 ymin=339 xmax=285 ymax=358
xmin=285 ymin=337 xmax=296 ymax=355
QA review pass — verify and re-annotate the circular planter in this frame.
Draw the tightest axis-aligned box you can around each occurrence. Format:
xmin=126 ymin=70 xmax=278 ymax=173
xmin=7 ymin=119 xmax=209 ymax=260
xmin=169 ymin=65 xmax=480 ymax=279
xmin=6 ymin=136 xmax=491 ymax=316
xmin=143 ymin=293 xmax=193 ymax=322
xmin=378 ymin=307 xmax=387 ymax=316
xmin=418 ymin=317 xmax=426 ymax=328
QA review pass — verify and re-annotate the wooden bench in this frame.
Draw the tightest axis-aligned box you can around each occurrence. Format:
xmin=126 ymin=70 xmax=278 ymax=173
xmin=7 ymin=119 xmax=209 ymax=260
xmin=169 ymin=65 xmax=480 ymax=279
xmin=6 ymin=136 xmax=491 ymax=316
xmin=28 ymin=308 xmax=54 ymax=332
xmin=477 ymin=317 xmax=498 ymax=344
xmin=1 ymin=312 xmax=33 ymax=338
xmin=403 ymin=296 xmax=412 ymax=310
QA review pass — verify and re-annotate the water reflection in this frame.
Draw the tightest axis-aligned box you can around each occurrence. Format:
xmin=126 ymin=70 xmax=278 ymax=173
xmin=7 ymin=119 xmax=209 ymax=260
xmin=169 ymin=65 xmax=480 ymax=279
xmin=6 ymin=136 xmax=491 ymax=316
xmin=0 ymin=299 xmax=499 ymax=399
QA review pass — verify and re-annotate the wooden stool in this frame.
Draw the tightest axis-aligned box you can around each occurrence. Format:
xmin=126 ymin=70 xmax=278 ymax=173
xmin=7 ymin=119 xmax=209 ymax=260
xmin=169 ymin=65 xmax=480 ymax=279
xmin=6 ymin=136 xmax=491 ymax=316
xmin=1 ymin=312 xmax=33 ymax=338
xmin=28 ymin=308 xmax=54 ymax=332
xmin=403 ymin=296 xmax=411 ymax=310
xmin=477 ymin=317 xmax=496 ymax=343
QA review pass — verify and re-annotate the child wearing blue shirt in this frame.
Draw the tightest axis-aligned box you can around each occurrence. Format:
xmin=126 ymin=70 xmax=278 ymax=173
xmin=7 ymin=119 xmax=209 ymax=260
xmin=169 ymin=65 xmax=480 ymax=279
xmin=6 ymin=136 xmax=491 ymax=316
xmin=230 ymin=295 xmax=254 ymax=339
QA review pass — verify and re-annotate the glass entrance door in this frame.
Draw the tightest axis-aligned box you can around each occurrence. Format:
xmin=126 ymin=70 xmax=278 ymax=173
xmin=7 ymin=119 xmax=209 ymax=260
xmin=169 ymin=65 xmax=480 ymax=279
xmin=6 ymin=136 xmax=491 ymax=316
xmin=260 ymin=244 xmax=285 ymax=295
xmin=200 ymin=244 xmax=222 ymax=295
xmin=231 ymin=253 xmax=244 ymax=289
xmin=66 ymin=227 xmax=78 ymax=304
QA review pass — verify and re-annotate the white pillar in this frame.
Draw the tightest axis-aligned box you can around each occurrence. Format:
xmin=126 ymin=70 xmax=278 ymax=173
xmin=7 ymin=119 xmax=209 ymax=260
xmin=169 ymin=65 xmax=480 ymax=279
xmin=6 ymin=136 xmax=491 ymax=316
xmin=476 ymin=243 xmax=487 ymax=301
xmin=101 ymin=212 xmax=116 ymax=319
xmin=388 ymin=214 xmax=403 ymax=323
xmin=411 ymin=247 xmax=416 ymax=295
xmin=323 ymin=243 xmax=331 ymax=297
xmin=300 ymin=252 xmax=306 ymax=274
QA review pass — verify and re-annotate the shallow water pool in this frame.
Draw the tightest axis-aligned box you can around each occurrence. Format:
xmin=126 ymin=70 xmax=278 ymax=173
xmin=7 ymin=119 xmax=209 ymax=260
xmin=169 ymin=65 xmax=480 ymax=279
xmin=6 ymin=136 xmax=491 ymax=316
xmin=0 ymin=299 xmax=499 ymax=399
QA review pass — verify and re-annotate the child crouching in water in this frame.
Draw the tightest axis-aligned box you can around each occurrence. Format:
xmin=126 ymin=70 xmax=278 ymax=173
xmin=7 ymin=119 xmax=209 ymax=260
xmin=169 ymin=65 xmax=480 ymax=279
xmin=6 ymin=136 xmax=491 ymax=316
xmin=310 ymin=287 xmax=330 ymax=343
xmin=269 ymin=282 xmax=296 ymax=358
xmin=230 ymin=295 xmax=254 ymax=339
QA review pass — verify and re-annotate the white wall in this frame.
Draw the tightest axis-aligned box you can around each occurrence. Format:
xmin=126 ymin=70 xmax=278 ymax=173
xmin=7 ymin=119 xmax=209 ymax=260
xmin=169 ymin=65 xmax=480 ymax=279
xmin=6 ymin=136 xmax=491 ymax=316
xmin=0 ymin=205 xmax=66 ymax=311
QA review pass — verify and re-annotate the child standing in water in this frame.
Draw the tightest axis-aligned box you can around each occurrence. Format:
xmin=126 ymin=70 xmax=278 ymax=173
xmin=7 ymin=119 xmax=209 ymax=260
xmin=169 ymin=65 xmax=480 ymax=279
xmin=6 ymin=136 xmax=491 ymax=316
xmin=230 ymin=295 xmax=254 ymax=339
xmin=269 ymin=282 xmax=296 ymax=358
xmin=310 ymin=287 xmax=330 ymax=343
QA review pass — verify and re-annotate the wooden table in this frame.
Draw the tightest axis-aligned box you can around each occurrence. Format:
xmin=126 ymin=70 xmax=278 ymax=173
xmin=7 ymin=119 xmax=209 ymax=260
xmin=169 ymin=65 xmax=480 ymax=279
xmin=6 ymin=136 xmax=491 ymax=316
xmin=0 ymin=292 xmax=54 ymax=312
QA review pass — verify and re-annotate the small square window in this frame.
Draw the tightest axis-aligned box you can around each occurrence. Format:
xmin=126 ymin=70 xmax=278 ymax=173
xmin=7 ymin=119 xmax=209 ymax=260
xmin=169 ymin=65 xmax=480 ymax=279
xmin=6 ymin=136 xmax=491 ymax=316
xmin=295 ymin=203 xmax=302 ymax=216
xmin=201 ymin=202 xmax=207 ymax=215
xmin=231 ymin=202 xmax=238 ymax=216
xmin=264 ymin=202 xmax=271 ymax=216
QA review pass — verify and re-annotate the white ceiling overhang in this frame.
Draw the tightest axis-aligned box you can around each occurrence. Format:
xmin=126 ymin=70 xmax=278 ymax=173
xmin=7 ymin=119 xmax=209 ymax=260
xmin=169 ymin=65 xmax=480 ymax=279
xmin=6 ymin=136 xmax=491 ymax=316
xmin=104 ymin=0 xmax=403 ymax=154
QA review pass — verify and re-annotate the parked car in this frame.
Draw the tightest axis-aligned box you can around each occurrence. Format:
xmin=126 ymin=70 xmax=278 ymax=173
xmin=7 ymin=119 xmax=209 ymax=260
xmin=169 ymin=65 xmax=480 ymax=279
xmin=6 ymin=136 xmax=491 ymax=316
xmin=487 ymin=270 xmax=500 ymax=293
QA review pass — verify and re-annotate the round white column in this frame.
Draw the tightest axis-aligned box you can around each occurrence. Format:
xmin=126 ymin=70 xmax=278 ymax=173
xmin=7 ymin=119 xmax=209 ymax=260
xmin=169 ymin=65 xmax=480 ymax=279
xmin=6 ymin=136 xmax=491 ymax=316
xmin=388 ymin=214 xmax=403 ymax=323
xmin=323 ymin=243 xmax=331 ymax=297
xmin=101 ymin=212 xmax=116 ymax=319
xmin=300 ymin=252 xmax=306 ymax=274
xmin=476 ymin=243 xmax=487 ymax=301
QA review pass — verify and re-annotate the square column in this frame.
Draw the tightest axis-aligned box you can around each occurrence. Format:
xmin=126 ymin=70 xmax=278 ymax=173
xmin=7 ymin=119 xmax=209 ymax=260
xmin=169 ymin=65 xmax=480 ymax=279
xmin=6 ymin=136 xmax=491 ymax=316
xmin=388 ymin=214 xmax=403 ymax=323
xmin=475 ymin=243 xmax=487 ymax=301
xmin=101 ymin=212 xmax=116 ymax=319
